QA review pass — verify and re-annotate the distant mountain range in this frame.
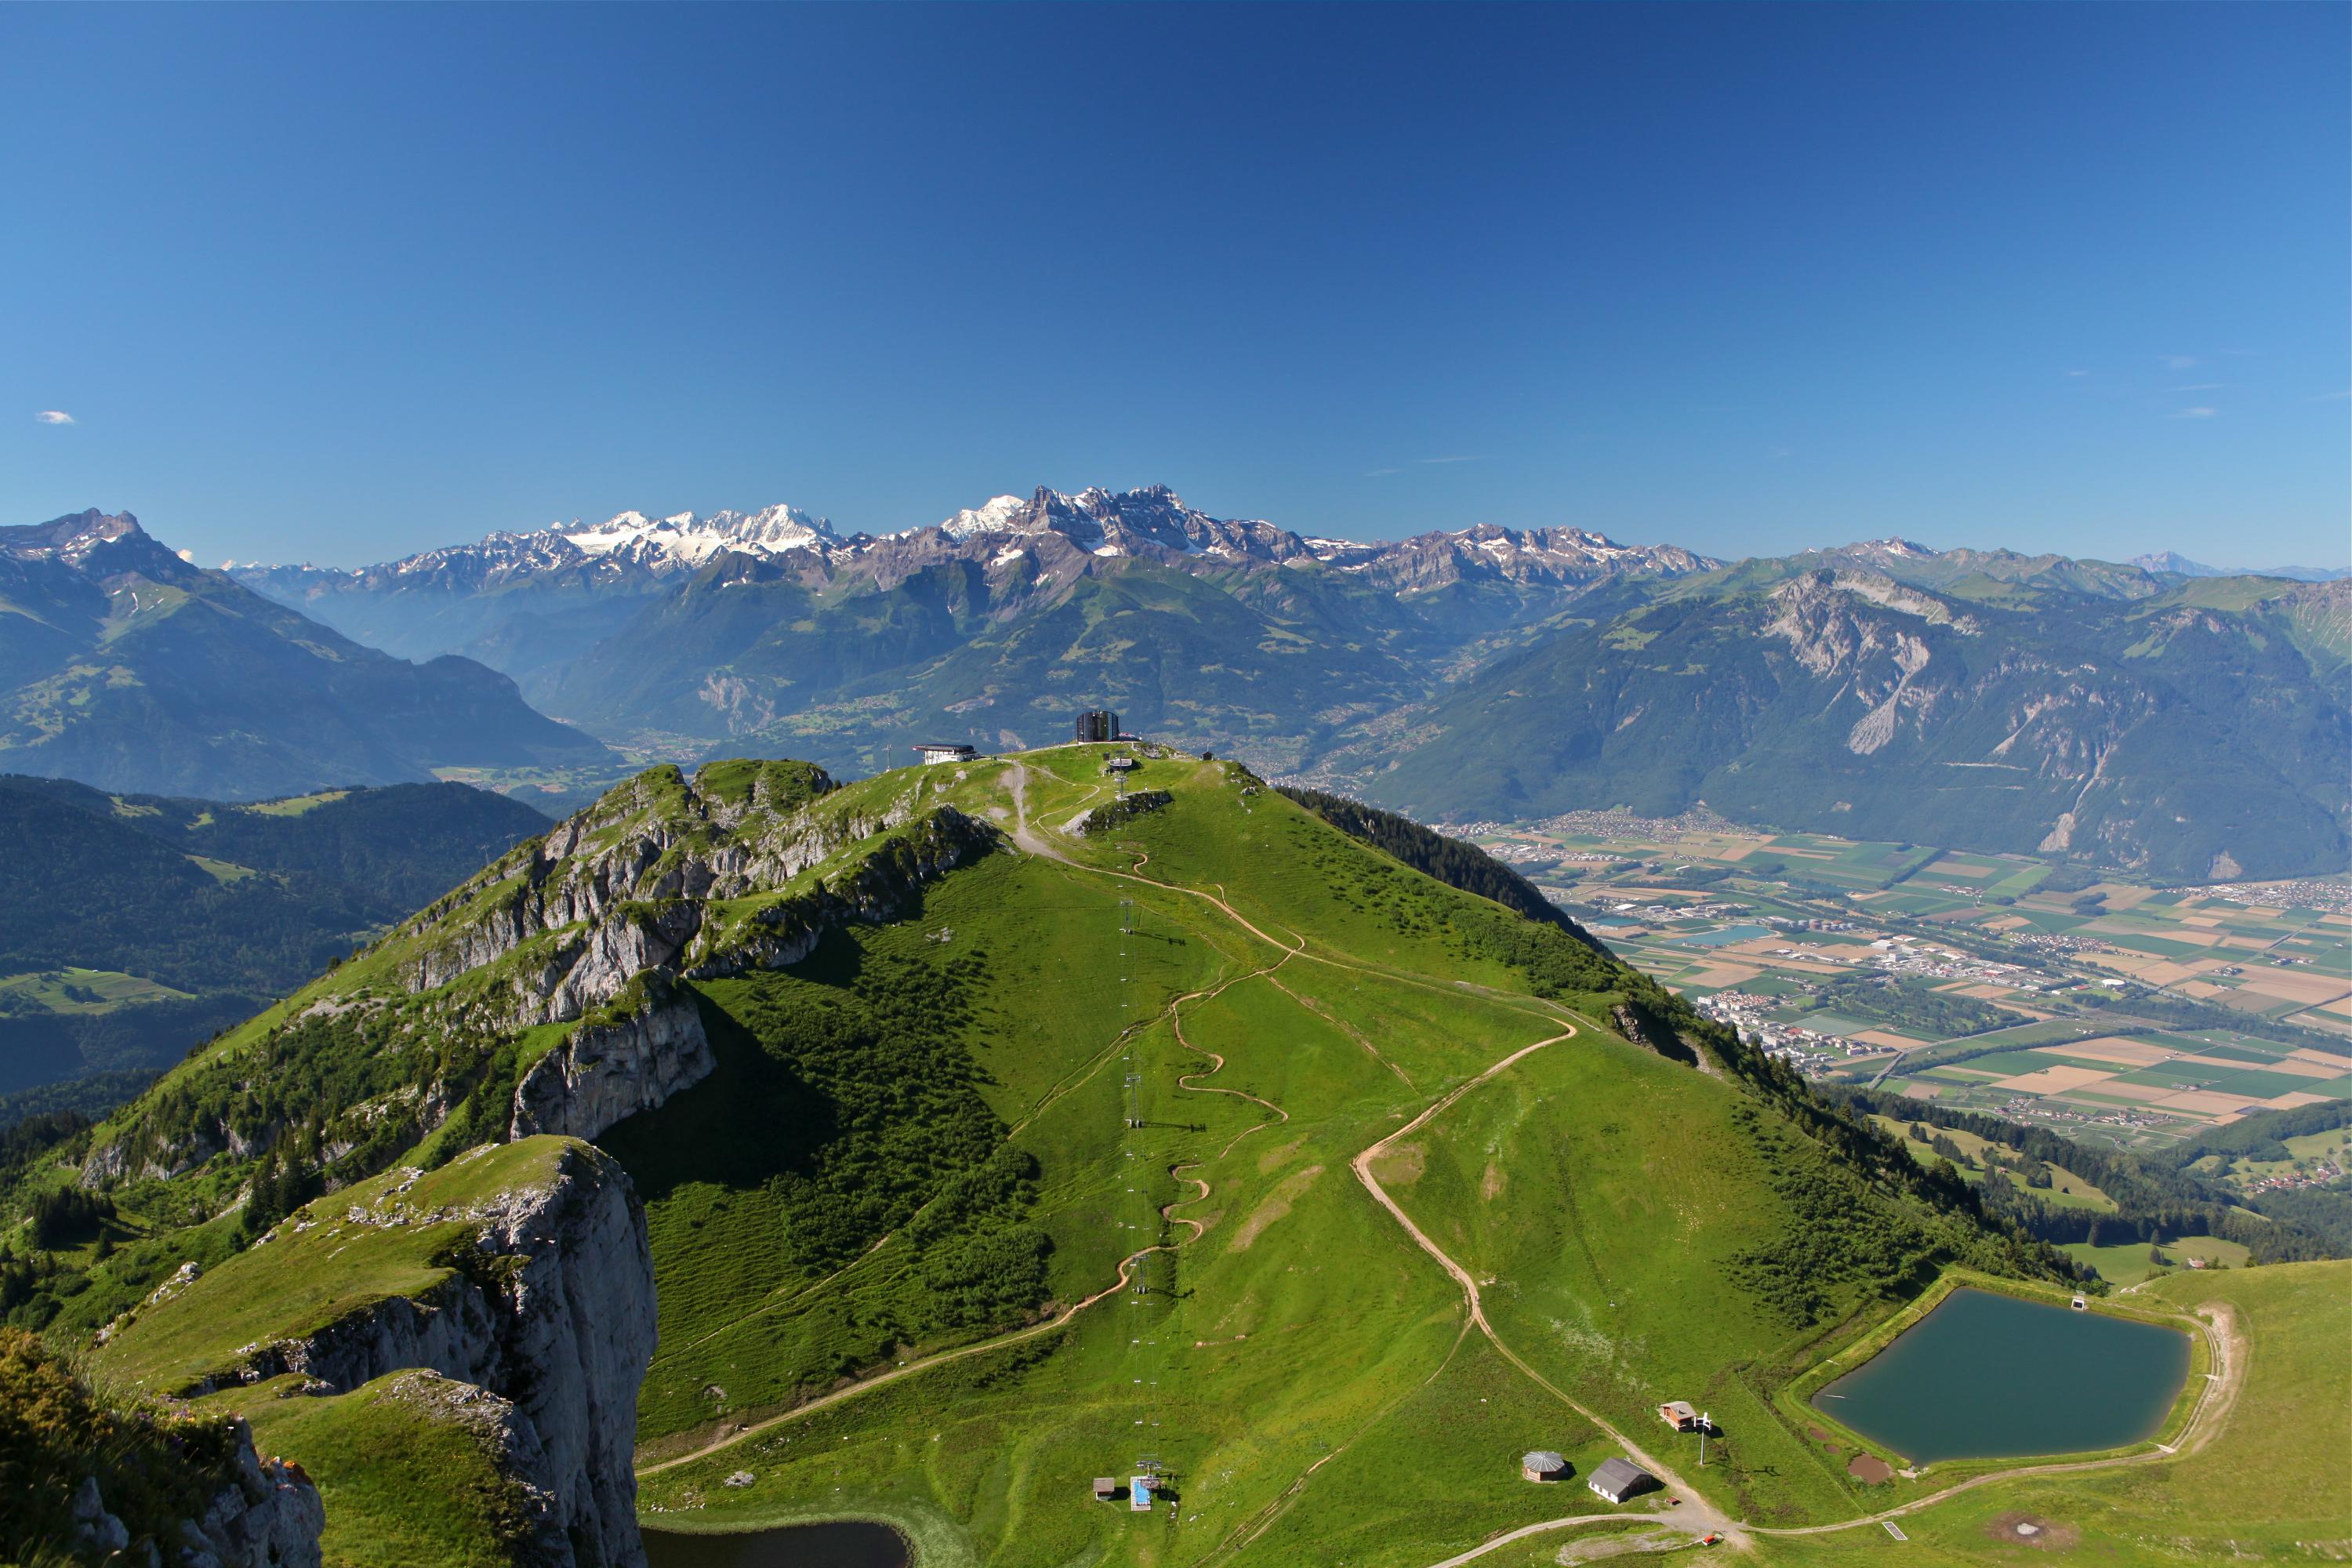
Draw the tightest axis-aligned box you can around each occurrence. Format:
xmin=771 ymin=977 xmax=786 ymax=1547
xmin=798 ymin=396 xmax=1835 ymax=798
xmin=1342 ymin=559 xmax=2350 ymax=882
xmin=234 ymin=485 xmax=1718 ymax=725
xmin=2132 ymin=550 xmax=2349 ymax=583
xmin=0 ymin=510 xmax=615 ymax=800
xmin=14 ymin=489 xmax=2339 ymax=883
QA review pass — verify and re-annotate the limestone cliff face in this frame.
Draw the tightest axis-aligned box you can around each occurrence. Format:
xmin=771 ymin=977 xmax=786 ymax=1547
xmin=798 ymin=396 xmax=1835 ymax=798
xmin=198 ymin=1142 xmax=656 ymax=1568
xmin=509 ymin=974 xmax=713 ymax=1142
xmin=398 ymin=768 xmax=998 ymax=1036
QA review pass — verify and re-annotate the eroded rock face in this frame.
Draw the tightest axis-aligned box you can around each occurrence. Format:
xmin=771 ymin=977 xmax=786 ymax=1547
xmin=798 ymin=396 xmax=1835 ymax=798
xmin=194 ymin=1142 xmax=657 ymax=1568
xmin=70 ymin=1420 xmax=326 ymax=1568
xmin=401 ymin=767 xmax=996 ymax=1031
xmin=509 ymin=974 xmax=713 ymax=1143
xmin=498 ymin=803 xmax=1000 ymax=1144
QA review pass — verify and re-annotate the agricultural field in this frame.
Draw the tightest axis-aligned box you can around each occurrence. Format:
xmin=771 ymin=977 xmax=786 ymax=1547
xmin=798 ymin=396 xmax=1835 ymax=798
xmin=2056 ymin=1236 xmax=2250 ymax=1289
xmin=1461 ymin=815 xmax=2352 ymax=1152
xmin=0 ymin=966 xmax=195 ymax=1015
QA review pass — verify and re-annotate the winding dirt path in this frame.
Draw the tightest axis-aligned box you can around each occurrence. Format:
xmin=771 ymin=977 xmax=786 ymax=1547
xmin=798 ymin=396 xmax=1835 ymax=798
xmin=637 ymin=1246 xmax=1173 ymax=1479
xmin=1350 ymin=1034 xmax=1743 ymax=1548
xmin=637 ymin=764 xmax=1300 ymax=1475
xmin=652 ymin=762 xmax=2209 ymax=1559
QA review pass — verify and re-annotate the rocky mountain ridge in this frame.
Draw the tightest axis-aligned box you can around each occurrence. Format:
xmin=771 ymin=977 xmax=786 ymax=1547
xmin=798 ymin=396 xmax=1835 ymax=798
xmin=1344 ymin=568 xmax=2351 ymax=880
xmin=237 ymin=483 xmax=1719 ymax=590
xmin=0 ymin=510 xmax=615 ymax=800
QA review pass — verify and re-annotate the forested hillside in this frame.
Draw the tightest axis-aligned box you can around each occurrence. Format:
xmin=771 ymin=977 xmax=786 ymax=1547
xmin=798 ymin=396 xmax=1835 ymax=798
xmin=0 ymin=776 xmax=547 ymax=1106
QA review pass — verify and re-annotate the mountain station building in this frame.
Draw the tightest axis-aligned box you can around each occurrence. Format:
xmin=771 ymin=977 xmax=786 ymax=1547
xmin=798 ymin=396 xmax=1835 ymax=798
xmin=1076 ymin=709 xmax=1121 ymax=742
xmin=915 ymin=742 xmax=977 ymax=765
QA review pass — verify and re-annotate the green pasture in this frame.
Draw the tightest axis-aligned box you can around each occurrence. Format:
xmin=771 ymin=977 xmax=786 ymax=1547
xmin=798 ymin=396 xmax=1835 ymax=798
xmin=0 ymin=965 xmax=194 ymax=1014
xmin=93 ymin=1139 xmax=576 ymax=1393
xmin=2060 ymin=1236 xmax=2251 ymax=1287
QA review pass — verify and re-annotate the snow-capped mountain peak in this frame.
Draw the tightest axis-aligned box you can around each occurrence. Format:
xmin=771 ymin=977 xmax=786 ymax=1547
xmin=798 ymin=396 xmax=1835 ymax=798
xmin=559 ymin=503 xmax=833 ymax=568
xmin=940 ymin=494 xmax=1032 ymax=540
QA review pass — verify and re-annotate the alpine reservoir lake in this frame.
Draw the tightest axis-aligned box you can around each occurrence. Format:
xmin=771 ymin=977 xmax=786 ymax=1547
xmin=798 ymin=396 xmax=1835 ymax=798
xmin=1814 ymin=1287 xmax=2191 ymax=1465
xmin=642 ymin=1523 xmax=909 ymax=1568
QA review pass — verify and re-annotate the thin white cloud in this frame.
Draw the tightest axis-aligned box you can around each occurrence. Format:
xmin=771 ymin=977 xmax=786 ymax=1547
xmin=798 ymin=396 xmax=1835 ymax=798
xmin=2172 ymin=406 xmax=2219 ymax=419
xmin=2064 ymin=369 xmax=2089 ymax=377
xmin=1363 ymin=467 xmax=1400 ymax=477
xmin=2173 ymin=383 xmax=2227 ymax=391
xmin=1421 ymin=455 xmax=1484 ymax=465
xmin=2160 ymin=354 xmax=2200 ymax=370
xmin=34 ymin=409 xmax=72 ymax=425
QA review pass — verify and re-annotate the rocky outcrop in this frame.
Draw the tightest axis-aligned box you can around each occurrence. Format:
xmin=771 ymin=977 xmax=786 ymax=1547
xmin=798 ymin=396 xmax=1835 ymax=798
xmin=1610 ymin=1001 xmax=1698 ymax=1069
xmin=498 ymin=804 xmax=998 ymax=1142
xmin=198 ymin=1141 xmax=656 ymax=1568
xmin=67 ymin=1421 xmax=325 ymax=1568
xmin=510 ymin=975 xmax=713 ymax=1142
xmin=401 ymin=764 xmax=997 ymax=1029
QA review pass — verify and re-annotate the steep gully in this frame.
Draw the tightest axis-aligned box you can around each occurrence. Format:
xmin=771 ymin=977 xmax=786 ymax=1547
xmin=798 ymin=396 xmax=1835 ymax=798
xmin=641 ymin=760 xmax=2241 ymax=1563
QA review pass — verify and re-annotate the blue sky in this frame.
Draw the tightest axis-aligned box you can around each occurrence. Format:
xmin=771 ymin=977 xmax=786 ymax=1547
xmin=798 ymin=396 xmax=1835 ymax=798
xmin=3 ymin=3 xmax=2344 ymax=570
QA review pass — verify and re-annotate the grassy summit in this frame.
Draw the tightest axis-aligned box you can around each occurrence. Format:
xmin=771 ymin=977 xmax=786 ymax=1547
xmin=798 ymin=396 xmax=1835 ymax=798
xmin=587 ymin=749 xmax=2056 ymax=1560
xmin=25 ymin=745 xmax=2317 ymax=1566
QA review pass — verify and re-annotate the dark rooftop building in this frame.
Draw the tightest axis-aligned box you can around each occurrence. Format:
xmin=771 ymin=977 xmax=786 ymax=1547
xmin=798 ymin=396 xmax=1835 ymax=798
xmin=1588 ymin=1457 xmax=1658 ymax=1504
xmin=1076 ymin=709 xmax=1120 ymax=743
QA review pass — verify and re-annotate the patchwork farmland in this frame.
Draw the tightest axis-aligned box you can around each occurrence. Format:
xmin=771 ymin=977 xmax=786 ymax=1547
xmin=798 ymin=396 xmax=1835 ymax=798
xmin=1460 ymin=813 xmax=2352 ymax=1154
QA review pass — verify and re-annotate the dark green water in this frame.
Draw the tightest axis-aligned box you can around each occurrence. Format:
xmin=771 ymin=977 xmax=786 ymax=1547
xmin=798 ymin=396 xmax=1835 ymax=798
xmin=643 ymin=1523 xmax=908 ymax=1568
xmin=1813 ymin=1287 xmax=2190 ymax=1464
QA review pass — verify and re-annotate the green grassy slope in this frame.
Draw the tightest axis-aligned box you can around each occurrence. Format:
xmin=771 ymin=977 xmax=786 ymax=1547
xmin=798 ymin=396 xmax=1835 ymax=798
xmin=91 ymin=1138 xmax=572 ymax=1395
xmin=38 ymin=744 xmax=2288 ymax=1567
xmin=230 ymin=1370 xmax=554 ymax=1568
xmin=623 ymin=750 xmax=2071 ymax=1564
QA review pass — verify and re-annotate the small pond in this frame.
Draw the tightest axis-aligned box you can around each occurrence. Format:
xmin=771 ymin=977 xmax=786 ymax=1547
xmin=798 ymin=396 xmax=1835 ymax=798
xmin=1813 ymin=1287 xmax=2190 ymax=1465
xmin=643 ymin=1522 xmax=909 ymax=1568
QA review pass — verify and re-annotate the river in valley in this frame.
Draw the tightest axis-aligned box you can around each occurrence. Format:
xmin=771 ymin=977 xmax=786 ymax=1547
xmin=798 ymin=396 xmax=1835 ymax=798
xmin=1813 ymin=1286 xmax=2191 ymax=1465
xmin=642 ymin=1522 xmax=909 ymax=1568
